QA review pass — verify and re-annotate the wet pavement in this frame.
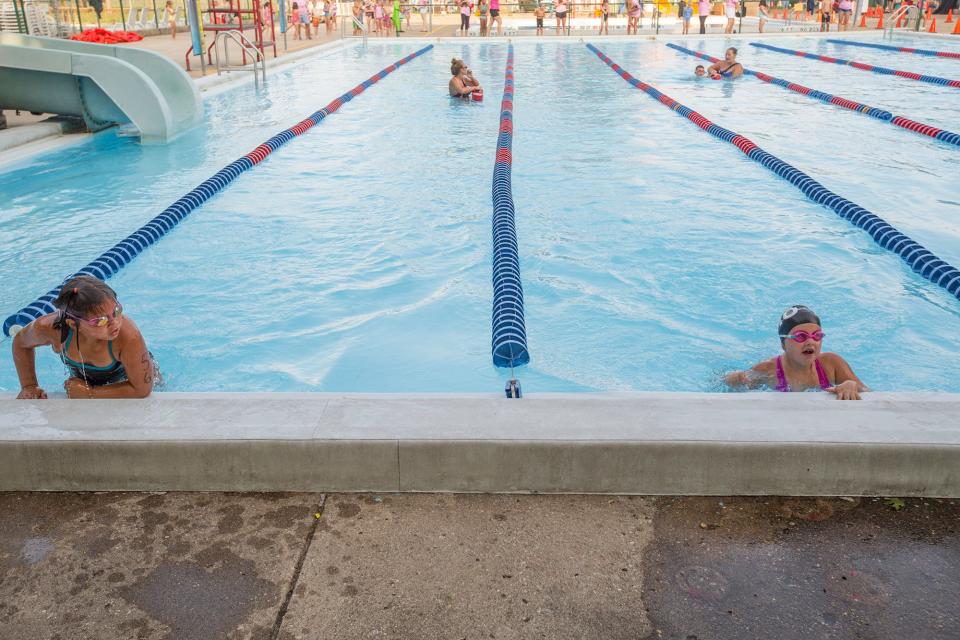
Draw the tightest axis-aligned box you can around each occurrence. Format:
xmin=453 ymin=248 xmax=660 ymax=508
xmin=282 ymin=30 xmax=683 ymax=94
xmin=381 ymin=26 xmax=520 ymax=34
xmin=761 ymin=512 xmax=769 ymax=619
xmin=0 ymin=493 xmax=956 ymax=639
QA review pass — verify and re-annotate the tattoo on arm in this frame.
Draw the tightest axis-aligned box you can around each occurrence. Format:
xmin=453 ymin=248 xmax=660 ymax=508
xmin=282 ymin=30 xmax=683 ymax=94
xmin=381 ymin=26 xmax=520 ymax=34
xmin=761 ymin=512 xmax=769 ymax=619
xmin=141 ymin=352 xmax=153 ymax=385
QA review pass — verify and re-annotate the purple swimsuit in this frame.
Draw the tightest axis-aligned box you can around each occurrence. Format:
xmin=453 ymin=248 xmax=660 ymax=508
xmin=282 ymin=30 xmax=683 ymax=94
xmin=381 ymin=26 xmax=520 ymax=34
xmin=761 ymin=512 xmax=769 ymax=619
xmin=775 ymin=356 xmax=831 ymax=392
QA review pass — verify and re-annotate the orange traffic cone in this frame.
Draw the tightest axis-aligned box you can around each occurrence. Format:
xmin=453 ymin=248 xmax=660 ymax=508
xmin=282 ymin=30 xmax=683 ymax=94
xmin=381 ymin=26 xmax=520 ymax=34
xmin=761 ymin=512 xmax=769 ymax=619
xmin=876 ymin=11 xmax=883 ymax=27
xmin=947 ymin=9 xmax=953 ymax=23
xmin=859 ymin=11 xmax=866 ymax=25
xmin=929 ymin=16 xmax=937 ymax=31
xmin=954 ymin=15 xmax=960 ymax=32
xmin=782 ymin=7 xmax=788 ymax=19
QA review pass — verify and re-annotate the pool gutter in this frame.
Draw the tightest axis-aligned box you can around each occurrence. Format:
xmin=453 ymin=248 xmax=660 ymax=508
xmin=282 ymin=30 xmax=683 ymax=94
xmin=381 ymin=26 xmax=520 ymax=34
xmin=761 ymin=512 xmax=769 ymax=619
xmin=1 ymin=392 xmax=958 ymax=496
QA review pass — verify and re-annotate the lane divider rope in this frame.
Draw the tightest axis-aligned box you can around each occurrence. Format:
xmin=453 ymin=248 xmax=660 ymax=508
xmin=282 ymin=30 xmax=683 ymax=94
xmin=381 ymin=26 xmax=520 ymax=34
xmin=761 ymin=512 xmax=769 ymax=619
xmin=2 ymin=45 xmax=435 ymax=337
xmin=587 ymin=43 xmax=960 ymax=302
xmin=825 ymin=38 xmax=960 ymax=60
xmin=667 ymin=43 xmax=960 ymax=147
xmin=750 ymin=42 xmax=960 ymax=89
xmin=491 ymin=44 xmax=530 ymax=368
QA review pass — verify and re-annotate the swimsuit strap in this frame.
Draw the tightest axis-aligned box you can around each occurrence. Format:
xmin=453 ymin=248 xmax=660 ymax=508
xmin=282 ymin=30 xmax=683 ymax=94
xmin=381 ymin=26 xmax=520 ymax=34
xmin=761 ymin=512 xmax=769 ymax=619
xmin=815 ymin=359 xmax=831 ymax=390
xmin=775 ymin=356 xmax=789 ymax=392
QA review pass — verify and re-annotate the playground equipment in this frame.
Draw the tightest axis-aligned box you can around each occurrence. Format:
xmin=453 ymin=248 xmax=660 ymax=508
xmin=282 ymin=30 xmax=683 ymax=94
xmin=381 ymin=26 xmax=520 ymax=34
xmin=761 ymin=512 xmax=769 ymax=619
xmin=184 ymin=0 xmax=276 ymax=71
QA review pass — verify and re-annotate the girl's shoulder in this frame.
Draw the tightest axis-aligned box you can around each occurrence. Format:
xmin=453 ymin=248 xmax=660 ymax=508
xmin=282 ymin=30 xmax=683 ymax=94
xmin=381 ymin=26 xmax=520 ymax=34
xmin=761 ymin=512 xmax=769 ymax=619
xmin=751 ymin=357 xmax=778 ymax=374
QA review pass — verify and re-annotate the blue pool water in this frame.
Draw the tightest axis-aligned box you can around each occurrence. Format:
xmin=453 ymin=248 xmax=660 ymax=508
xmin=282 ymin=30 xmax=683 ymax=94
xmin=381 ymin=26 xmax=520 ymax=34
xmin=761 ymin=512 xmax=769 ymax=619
xmin=2 ymin=34 xmax=959 ymax=393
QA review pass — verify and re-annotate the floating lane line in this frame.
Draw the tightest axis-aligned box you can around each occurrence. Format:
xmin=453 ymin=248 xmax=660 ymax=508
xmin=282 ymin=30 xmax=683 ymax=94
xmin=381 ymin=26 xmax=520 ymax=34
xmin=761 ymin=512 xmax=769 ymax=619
xmin=666 ymin=43 xmax=960 ymax=147
xmin=750 ymin=42 xmax=960 ymax=89
xmin=2 ymin=45 xmax=435 ymax=337
xmin=825 ymin=39 xmax=960 ymax=61
xmin=491 ymin=44 xmax=530 ymax=368
xmin=586 ymin=43 xmax=960 ymax=302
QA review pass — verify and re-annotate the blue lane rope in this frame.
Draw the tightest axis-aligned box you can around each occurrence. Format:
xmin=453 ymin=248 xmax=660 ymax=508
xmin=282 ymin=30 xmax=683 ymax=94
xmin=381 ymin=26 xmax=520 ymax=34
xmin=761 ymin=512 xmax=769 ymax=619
xmin=2 ymin=45 xmax=435 ymax=337
xmin=587 ymin=43 xmax=960 ymax=302
xmin=491 ymin=44 xmax=530 ymax=368
xmin=750 ymin=42 xmax=960 ymax=89
xmin=666 ymin=43 xmax=960 ymax=147
xmin=825 ymin=39 xmax=960 ymax=60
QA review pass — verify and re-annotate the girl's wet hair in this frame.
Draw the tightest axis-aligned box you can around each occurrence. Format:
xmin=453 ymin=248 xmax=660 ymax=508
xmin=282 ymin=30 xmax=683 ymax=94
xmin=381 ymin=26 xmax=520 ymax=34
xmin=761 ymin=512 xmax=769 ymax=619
xmin=727 ymin=46 xmax=738 ymax=55
xmin=451 ymin=58 xmax=464 ymax=76
xmin=52 ymin=275 xmax=118 ymax=342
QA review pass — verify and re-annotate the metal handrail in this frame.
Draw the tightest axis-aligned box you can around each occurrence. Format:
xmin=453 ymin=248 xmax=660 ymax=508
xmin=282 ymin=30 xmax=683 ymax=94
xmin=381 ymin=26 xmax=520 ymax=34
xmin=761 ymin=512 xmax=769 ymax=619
xmin=339 ymin=12 xmax=368 ymax=45
xmin=213 ymin=28 xmax=266 ymax=85
xmin=884 ymin=3 xmax=920 ymax=33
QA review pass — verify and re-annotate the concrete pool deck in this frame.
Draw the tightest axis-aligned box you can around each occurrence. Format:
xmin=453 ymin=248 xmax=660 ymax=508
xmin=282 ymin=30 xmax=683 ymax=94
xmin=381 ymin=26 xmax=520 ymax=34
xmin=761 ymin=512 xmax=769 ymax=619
xmin=2 ymin=392 xmax=959 ymax=495
xmin=1 ymin=492 xmax=957 ymax=639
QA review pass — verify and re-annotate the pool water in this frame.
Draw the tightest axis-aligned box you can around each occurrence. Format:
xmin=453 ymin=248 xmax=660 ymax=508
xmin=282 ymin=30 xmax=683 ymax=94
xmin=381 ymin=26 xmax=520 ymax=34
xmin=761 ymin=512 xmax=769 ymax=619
xmin=2 ymin=34 xmax=959 ymax=393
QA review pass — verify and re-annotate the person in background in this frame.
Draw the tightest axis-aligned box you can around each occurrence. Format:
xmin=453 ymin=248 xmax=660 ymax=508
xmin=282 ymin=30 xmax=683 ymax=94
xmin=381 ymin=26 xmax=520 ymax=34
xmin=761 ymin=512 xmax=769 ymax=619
xmin=373 ymin=0 xmax=384 ymax=35
xmin=758 ymin=0 xmax=768 ymax=30
xmin=418 ymin=0 xmax=429 ymax=30
xmin=599 ymin=0 xmax=610 ymax=33
xmin=301 ymin=0 xmax=313 ymax=37
xmin=401 ymin=0 xmax=411 ymax=30
xmin=682 ymin=0 xmax=692 ymax=32
xmin=535 ymin=1 xmax=546 ymax=33
xmin=723 ymin=0 xmax=736 ymax=31
xmin=627 ymin=0 xmax=641 ymax=32
xmin=364 ymin=0 xmax=376 ymax=32
xmin=459 ymin=0 xmax=471 ymax=34
xmin=555 ymin=0 xmax=568 ymax=33
xmin=261 ymin=0 xmax=274 ymax=28
xmin=291 ymin=1 xmax=302 ymax=38
xmin=165 ymin=0 xmax=177 ymax=38
xmin=479 ymin=0 xmax=489 ymax=35
xmin=805 ymin=0 xmax=814 ymax=19
xmin=724 ymin=305 xmax=868 ymax=400
xmin=352 ymin=0 xmax=363 ymax=33
xmin=698 ymin=0 xmax=709 ymax=32
xmin=836 ymin=0 xmax=851 ymax=29
xmin=489 ymin=0 xmax=502 ymax=34
xmin=11 ymin=276 xmax=159 ymax=400
xmin=819 ymin=0 xmax=831 ymax=30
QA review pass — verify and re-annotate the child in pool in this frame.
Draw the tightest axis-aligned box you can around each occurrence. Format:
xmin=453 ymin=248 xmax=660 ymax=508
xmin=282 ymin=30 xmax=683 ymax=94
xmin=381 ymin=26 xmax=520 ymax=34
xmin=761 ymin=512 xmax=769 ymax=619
xmin=11 ymin=275 xmax=159 ymax=399
xmin=724 ymin=305 xmax=868 ymax=400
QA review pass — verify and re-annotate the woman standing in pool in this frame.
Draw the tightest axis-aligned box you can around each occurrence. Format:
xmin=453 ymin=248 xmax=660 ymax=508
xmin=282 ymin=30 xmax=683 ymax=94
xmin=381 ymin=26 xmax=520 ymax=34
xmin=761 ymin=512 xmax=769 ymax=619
xmin=11 ymin=276 xmax=158 ymax=399
xmin=449 ymin=58 xmax=482 ymax=97
xmin=707 ymin=46 xmax=743 ymax=78
xmin=724 ymin=305 xmax=868 ymax=400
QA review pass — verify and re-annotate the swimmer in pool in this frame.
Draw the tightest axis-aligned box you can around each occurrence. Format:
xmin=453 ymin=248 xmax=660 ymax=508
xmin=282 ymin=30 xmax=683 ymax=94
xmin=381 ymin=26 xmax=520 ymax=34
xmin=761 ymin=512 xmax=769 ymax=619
xmin=11 ymin=275 xmax=159 ymax=399
xmin=695 ymin=64 xmax=706 ymax=77
xmin=723 ymin=305 xmax=869 ymax=400
xmin=449 ymin=58 xmax=482 ymax=98
xmin=707 ymin=47 xmax=743 ymax=79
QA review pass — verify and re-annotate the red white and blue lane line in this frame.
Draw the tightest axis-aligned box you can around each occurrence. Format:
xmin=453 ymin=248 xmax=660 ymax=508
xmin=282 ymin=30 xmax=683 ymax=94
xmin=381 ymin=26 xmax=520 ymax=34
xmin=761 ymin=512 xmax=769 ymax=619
xmin=586 ymin=43 xmax=960 ymax=302
xmin=666 ymin=43 xmax=960 ymax=147
xmin=750 ymin=42 xmax=960 ymax=89
xmin=2 ymin=45 xmax=435 ymax=337
xmin=491 ymin=44 xmax=529 ymax=369
xmin=825 ymin=39 xmax=960 ymax=61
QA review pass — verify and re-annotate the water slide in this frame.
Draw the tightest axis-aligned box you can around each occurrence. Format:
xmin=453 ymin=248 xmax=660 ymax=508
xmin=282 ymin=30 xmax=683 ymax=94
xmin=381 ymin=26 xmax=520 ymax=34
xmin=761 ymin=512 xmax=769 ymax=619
xmin=0 ymin=33 xmax=201 ymax=142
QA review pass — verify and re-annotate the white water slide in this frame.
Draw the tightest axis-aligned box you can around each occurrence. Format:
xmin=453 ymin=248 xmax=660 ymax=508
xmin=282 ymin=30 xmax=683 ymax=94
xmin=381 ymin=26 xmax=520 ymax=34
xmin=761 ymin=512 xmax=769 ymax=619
xmin=0 ymin=33 xmax=201 ymax=142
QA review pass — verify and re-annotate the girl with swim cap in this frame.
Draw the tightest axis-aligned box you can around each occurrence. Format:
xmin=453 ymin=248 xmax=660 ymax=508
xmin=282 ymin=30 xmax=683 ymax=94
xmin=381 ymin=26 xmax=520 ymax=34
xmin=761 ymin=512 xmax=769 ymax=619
xmin=11 ymin=275 xmax=159 ymax=399
xmin=724 ymin=305 xmax=868 ymax=400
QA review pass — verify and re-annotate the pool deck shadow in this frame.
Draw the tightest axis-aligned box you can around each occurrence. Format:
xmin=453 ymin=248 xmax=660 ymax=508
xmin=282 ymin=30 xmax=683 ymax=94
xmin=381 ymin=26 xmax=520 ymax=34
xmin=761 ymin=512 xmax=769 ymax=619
xmin=1 ymin=392 xmax=959 ymax=496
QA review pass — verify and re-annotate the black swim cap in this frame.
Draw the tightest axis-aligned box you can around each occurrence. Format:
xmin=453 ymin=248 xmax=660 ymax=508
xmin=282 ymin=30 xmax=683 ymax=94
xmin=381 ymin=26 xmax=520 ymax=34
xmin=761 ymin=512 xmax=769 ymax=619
xmin=778 ymin=305 xmax=821 ymax=338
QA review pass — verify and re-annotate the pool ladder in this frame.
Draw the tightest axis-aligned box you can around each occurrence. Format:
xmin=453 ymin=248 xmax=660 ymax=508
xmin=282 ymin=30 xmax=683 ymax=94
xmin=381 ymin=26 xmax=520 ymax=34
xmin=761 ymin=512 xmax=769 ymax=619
xmin=213 ymin=30 xmax=267 ymax=86
xmin=884 ymin=4 xmax=921 ymax=35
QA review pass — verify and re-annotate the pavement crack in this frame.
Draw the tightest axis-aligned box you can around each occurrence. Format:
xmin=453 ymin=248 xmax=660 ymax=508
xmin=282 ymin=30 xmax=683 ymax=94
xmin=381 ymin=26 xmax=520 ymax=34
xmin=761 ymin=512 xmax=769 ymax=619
xmin=269 ymin=493 xmax=326 ymax=640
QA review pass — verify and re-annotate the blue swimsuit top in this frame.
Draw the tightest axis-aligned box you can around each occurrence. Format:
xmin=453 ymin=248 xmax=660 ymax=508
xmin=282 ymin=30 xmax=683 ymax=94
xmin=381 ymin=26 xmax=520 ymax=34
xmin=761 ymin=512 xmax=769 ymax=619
xmin=60 ymin=328 xmax=128 ymax=386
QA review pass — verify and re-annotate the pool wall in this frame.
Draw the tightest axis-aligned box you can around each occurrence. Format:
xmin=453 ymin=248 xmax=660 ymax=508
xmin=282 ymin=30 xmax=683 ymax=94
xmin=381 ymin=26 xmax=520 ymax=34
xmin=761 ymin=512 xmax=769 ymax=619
xmin=2 ymin=392 xmax=959 ymax=496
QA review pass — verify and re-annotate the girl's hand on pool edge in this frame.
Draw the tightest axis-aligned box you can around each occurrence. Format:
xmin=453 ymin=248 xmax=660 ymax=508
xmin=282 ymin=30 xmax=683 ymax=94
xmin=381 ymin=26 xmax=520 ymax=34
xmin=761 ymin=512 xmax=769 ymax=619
xmin=64 ymin=378 xmax=93 ymax=399
xmin=827 ymin=380 xmax=863 ymax=400
xmin=17 ymin=385 xmax=47 ymax=400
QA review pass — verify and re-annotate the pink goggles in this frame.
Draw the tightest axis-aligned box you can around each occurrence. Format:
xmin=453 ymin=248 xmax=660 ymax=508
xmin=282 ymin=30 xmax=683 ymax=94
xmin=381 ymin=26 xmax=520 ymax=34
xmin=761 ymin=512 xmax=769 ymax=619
xmin=780 ymin=330 xmax=825 ymax=343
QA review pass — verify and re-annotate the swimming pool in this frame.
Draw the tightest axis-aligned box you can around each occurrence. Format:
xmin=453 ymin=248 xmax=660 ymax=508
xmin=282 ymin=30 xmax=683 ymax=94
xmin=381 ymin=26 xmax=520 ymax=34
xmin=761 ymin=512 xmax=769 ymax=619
xmin=2 ymin=33 xmax=959 ymax=393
